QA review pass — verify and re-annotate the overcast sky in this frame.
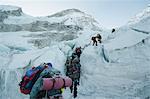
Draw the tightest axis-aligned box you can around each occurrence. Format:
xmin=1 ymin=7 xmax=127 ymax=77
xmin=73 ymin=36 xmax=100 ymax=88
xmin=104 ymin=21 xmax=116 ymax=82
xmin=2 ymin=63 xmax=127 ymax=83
xmin=0 ymin=0 xmax=149 ymax=28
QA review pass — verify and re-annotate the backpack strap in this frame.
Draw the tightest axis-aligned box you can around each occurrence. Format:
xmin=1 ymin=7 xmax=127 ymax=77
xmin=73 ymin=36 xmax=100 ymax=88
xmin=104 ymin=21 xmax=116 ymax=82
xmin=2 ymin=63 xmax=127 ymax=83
xmin=51 ymin=78 xmax=56 ymax=89
xmin=62 ymin=78 xmax=66 ymax=88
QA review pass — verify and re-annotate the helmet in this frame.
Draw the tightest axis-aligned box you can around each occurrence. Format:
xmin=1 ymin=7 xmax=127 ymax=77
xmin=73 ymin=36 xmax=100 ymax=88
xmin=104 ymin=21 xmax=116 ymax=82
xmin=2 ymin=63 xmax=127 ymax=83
xmin=46 ymin=63 xmax=52 ymax=67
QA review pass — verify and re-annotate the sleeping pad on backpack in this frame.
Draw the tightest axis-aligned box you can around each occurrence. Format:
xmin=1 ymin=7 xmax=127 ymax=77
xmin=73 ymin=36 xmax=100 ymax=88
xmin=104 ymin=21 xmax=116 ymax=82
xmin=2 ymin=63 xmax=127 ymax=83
xmin=30 ymin=66 xmax=72 ymax=99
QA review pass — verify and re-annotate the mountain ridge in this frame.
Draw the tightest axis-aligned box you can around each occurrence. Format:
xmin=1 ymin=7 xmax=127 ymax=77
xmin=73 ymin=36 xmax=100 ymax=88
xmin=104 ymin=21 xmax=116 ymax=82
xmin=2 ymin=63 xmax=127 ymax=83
xmin=0 ymin=5 xmax=101 ymax=32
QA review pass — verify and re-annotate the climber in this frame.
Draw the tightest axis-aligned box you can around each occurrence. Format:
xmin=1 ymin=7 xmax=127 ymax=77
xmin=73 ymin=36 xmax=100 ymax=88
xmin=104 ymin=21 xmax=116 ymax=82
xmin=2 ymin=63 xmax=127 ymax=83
xmin=29 ymin=63 xmax=72 ymax=99
xmin=96 ymin=34 xmax=102 ymax=43
xmin=19 ymin=62 xmax=72 ymax=99
xmin=66 ymin=55 xmax=81 ymax=98
xmin=112 ymin=28 xmax=115 ymax=33
xmin=65 ymin=46 xmax=82 ymax=98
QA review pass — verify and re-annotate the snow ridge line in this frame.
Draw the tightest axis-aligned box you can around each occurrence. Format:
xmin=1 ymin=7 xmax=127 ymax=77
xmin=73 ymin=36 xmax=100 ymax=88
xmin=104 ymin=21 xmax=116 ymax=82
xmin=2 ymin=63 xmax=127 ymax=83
xmin=131 ymin=27 xmax=150 ymax=34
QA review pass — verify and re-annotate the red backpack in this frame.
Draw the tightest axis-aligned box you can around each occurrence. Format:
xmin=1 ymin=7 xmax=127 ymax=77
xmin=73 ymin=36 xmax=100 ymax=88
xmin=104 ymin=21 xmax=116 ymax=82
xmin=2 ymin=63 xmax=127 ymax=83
xmin=19 ymin=65 xmax=47 ymax=94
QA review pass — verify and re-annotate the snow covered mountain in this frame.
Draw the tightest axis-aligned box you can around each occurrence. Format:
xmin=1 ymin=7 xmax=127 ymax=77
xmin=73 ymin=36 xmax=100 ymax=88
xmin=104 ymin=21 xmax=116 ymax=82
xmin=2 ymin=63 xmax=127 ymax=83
xmin=0 ymin=5 xmax=101 ymax=32
xmin=0 ymin=4 xmax=150 ymax=99
xmin=128 ymin=4 xmax=150 ymax=32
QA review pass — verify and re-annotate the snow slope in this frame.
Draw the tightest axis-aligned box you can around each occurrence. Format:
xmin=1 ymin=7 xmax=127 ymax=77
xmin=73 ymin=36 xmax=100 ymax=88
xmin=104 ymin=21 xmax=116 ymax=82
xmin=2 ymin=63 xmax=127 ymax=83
xmin=128 ymin=4 xmax=150 ymax=32
xmin=0 ymin=4 xmax=150 ymax=99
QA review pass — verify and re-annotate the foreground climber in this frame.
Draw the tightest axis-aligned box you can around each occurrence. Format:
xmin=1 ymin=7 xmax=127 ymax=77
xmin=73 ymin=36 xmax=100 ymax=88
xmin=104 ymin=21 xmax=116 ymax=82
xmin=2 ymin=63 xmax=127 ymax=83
xmin=65 ymin=47 xmax=82 ymax=98
xmin=19 ymin=63 xmax=72 ymax=99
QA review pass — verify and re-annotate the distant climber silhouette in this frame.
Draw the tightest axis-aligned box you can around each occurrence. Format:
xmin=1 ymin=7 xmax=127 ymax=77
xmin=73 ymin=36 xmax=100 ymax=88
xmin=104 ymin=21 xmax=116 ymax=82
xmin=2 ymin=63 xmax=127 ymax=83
xmin=91 ymin=33 xmax=102 ymax=46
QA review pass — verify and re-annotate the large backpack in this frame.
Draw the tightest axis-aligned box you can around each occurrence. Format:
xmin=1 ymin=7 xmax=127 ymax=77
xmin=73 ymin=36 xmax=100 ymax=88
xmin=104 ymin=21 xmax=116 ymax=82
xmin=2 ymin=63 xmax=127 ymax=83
xmin=29 ymin=67 xmax=72 ymax=98
xmin=19 ymin=65 xmax=47 ymax=94
xmin=97 ymin=34 xmax=102 ymax=39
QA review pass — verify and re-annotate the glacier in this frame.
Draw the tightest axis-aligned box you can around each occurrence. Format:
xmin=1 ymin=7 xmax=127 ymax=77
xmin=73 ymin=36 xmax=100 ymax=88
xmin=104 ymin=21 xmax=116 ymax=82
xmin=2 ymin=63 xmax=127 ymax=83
xmin=0 ymin=4 xmax=150 ymax=99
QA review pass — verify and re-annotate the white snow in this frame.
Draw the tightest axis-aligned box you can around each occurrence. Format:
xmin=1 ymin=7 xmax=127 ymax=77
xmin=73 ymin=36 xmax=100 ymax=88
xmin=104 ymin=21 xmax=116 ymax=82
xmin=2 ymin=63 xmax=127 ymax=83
xmin=104 ymin=26 xmax=150 ymax=51
xmin=4 ymin=15 xmax=36 ymax=24
xmin=128 ymin=4 xmax=150 ymax=25
xmin=0 ymin=5 xmax=20 ymax=11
